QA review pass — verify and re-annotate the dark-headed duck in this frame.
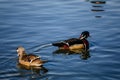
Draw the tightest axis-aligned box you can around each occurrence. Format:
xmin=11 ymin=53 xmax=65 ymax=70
xmin=52 ymin=31 xmax=90 ymax=50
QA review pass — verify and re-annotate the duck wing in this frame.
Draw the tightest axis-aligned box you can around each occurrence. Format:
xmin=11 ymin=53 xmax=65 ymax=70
xmin=22 ymin=54 xmax=40 ymax=62
xmin=27 ymin=54 xmax=40 ymax=60
xmin=64 ymin=38 xmax=83 ymax=46
xmin=52 ymin=38 xmax=83 ymax=47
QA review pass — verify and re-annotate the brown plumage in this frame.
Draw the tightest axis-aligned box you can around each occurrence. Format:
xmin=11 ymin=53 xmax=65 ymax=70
xmin=17 ymin=46 xmax=46 ymax=67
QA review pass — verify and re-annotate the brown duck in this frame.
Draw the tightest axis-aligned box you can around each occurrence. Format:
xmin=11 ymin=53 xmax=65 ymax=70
xmin=17 ymin=46 xmax=46 ymax=67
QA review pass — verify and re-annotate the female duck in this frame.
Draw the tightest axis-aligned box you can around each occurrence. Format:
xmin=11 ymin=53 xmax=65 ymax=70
xmin=17 ymin=46 xmax=46 ymax=67
xmin=52 ymin=31 xmax=90 ymax=50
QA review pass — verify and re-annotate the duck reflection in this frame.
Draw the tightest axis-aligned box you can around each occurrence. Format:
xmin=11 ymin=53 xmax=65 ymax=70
xmin=17 ymin=63 xmax=48 ymax=78
xmin=53 ymin=49 xmax=90 ymax=60
xmin=90 ymin=0 xmax=106 ymax=18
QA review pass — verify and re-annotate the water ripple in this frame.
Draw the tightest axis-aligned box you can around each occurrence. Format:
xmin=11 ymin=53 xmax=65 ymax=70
xmin=0 ymin=0 xmax=120 ymax=80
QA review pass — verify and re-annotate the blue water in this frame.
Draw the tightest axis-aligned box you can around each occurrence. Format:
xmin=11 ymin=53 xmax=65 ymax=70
xmin=0 ymin=0 xmax=120 ymax=80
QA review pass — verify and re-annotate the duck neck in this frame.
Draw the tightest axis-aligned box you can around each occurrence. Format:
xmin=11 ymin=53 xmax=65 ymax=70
xmin=82 ymin=39 xmax=89 ymax=50
xmin=18 ymin=51 xmax=26 ymax=60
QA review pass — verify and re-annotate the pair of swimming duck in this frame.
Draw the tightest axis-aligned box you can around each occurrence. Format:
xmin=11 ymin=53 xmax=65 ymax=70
xmin=17 ymin=31 xmax=90 ymax=67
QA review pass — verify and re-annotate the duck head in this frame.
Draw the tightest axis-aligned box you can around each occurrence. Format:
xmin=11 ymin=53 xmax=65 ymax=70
xmin=79 ymin=31 xmax=90 ymax=39
xmin=17 ymin=46 xmax=26 ymax=57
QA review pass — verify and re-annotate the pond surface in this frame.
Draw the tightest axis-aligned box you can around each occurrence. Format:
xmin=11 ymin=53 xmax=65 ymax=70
xmin=0 ymin=0 xmax=120 ymax=80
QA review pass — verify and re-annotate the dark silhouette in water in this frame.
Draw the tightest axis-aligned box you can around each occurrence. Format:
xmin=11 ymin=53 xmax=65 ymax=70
xmin=90 ymin=0 xmax=106 ymax=18
xmin=90 ymin=1 xmax=106 ymax=4
xmin=53 ymin=49 xmax=90 ymax=60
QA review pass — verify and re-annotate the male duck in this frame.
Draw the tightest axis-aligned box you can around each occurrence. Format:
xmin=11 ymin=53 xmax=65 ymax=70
xmin=52 ymin=31 xmax=90 ymax=50
xmin=17 ymin=46 xmax=46 ymax=67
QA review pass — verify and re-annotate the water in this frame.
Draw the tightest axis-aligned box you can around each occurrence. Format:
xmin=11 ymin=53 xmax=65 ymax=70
xmin=0 ymin=0 xmax=120 ymax=80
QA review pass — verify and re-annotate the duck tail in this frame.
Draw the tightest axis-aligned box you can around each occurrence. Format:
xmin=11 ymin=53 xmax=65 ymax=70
xmin=52 ymin=42 xmax=66 ymax=47
xmin=41 ymin=60 xmax=48 ymax=63
xmin=35 ymin=60 xmax=48 ymax=67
